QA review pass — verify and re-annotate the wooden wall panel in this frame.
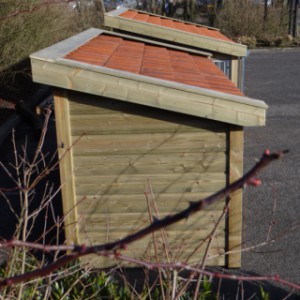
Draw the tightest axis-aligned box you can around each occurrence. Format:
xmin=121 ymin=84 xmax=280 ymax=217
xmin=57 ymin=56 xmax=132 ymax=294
xmin=67 ymin=90 xmax=229 ymax=267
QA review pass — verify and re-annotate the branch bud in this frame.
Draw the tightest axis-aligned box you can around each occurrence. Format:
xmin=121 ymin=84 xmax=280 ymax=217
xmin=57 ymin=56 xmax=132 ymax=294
xmin=247 ymin=178 xmax=262 ymax=186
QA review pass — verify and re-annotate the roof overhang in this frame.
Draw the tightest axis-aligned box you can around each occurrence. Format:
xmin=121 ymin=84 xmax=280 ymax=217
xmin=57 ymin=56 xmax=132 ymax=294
xmin=105 ymin=8 xmax=247 ymax=57
xmin=30 ymin=28 xmax=267 ymax=127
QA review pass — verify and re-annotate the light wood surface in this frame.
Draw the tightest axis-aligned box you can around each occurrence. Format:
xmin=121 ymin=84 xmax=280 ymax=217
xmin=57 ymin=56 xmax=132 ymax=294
xmin=227 ymin=126 xmax=244 ymax=268
xmin=53 ymin=89 xmax=79 ymax=244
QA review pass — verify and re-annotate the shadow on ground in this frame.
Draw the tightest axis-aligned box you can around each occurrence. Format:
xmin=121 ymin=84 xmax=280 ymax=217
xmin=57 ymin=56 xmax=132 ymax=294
xmin=113 ymin=267 xmax=300 ymax=299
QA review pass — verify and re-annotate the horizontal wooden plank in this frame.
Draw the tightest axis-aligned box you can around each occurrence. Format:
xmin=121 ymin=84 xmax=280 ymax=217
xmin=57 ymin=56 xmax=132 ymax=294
xmin=74 ymin=159 xmax=225 ymax=176
xmin=70 ymin=113 xmax=227 ymax=135
xmin=81 ymin=252 xmax=225 ymax=268
xmin=73 ymin=152 xmax=226 ymax=164
xmin=76 ymin=193 xmax=225 ymax=213
xmin=76 ymin=201 xmax=225 ymax=215
xmin=80 ymin=244 xmax=225 ymax=267
xmin=77 ymin=213 xmax=225 ymax=232
xmin=69 ymin=93 xmax=226 ymax=128
xmin=78 ymin=228 xmax=225 ymax=249
xmin=75 ymin=172 xmax=225 ymax=184
xmin=69 ymin=91 xmax=227 ymax=127
xmin=74 ymin=177 xmax=225 ymax=195
xmin=78 ymin=230 xmax=225 ymax=245
xmin=78 ymin=237 xmax=226 ymax=267
xmin=72 ymin=132 xmax=226 ymax=156
xmin=75 ymin=173 xmax=225 ymax=196
xmin=73 ymin=151 xmax=226 ymax=176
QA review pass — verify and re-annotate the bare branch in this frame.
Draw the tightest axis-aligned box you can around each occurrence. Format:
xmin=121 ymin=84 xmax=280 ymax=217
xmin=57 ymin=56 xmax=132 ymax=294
xmin=0 ymin=149 xmax=289 ymax=288
xmin=111 ymin=254 xmax=300 ymax=292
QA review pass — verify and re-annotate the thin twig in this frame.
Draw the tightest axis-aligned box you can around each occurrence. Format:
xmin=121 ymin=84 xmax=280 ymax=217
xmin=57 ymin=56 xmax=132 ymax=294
xmin=0 ymin=149 xmax=288 ymax=288
xmin=111 ymin=254 xmax=300 ymax=292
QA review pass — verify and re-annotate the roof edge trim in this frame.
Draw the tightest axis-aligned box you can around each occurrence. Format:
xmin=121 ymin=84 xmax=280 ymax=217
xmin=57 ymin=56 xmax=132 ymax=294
xmin=105 ymin=10 xmax=247 ymax=57
xmin=30 ymin=57 xmax=267 ymax=126
xmin=57 ymin=58 xmax=268 ymax=110
xmin=106 ymin=8 xmax=220 ymax=31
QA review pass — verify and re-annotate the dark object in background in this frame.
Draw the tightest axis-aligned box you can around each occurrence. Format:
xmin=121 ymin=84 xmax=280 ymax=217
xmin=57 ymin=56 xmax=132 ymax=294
xmin=15 ymin=101 xmax=43 ymax=138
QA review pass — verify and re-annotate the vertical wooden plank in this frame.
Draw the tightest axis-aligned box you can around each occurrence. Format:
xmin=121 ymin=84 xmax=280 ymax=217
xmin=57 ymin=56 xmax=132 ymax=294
xmin=228 ymin=126 xmax=244 ymax=268
xmin=231 ymin=58 xmax=239 ymax=86
xmin=54 ymin=89 xmax=79 ymax=244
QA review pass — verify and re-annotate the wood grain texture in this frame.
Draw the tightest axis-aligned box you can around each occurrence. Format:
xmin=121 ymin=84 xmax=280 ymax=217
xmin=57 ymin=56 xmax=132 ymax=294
xmin=53 ymin=89 xmax=79 ymax=244
xmin=66 ymin=91 xmax=229 ymax=266
xmin=227 ymin=126 xmax=244 ymax=268
xmin=31 ymin=57 xmax=267 ymax=127
xmin=76 ymin=194 xmax=225 ymax=213
xmin=231 ymin=59 xmax=239 ymax=86
xmin=104 ymin=14 xmax=247 ymax=57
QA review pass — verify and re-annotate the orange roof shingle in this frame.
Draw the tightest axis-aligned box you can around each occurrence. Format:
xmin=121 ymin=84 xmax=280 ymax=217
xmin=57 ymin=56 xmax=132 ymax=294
xmin=120 ymin=10 xmax=233 ymax=43
xmin=64 ymin=34 xmax=243 ymax=97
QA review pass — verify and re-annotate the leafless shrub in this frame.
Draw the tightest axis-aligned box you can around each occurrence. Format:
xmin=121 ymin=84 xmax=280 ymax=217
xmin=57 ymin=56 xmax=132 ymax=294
xmin=0 ymin=0 xmax=104 ymax=87
xmin=0 ymin=129 xmax=295 ymax=297
xmin=215 ymin=0 xmax=289 ymax=47
xmin=0 ymin=108 xmax=298 ymax=298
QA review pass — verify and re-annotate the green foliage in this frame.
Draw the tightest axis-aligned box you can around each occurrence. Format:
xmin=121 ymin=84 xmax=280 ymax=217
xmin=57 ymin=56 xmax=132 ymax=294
xmin=260 ymin=286 xmax=270 ymax=300
xmin=199 ymin=275 xmax=214 ymax=300
xmin=0 ymin=257 xmax=133 ymax=300
xmin=1 ymin=257 xmax=219 ymax=300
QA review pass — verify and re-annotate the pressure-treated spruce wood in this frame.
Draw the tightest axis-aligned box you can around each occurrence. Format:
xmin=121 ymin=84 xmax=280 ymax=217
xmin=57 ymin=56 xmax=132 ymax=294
xmin=228 ymin=126 xmax=244 ymax=268
xmin=53 ymin=89 xmax=79 ymax=244
xmin=81 ymin=238 xmax=225 ymax=267
xmin=104 ymin=10 xmax=247 ymax=57
xmin=30 ymin=53 xmax=267 ymax=127
xmin=77 ymin=196 xmax=225 ymax=214
xmin=67 ymin=90 xmax=228 ymax=267
xmin=231 ymin=59 xmax=239 ymax=87
xmin=73 ymin=152 xmax=225 ymax=173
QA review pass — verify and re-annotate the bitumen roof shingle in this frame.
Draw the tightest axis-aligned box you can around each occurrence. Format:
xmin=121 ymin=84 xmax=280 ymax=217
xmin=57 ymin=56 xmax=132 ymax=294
xmin=119 ymin=10 xmax=233 ymax=43
xmin=64 ymin=34 xmax=243 ymax=97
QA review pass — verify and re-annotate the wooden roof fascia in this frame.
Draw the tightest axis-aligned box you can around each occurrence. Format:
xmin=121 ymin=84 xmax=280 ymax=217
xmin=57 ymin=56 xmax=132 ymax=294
xmin=30 ymin=54 xmax=267 ymax=127
xmin=104 ymin=9 xmax=247 ymax=57
xmin=107 ymin=8 xmax=220 ymax=31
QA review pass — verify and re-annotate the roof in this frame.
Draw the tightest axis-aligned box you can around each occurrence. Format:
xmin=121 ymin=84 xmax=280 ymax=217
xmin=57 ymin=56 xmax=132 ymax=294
xmin=30 ymin=28 xmax=267 ymax=126
xmin=105 ymin=8 xmax=247 ymax=57
xmin=64 ymin=34 xmax=243 ymax=97
xmin=119 ymin=9 xmax=232 ymax=42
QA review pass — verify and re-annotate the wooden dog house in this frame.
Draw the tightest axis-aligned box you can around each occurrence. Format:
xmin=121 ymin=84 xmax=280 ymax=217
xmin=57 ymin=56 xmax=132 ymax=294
xmin=30 ymin=28 xmax=267 ymax=268
xmin=105 ymin=8 xmax=248 ymax=89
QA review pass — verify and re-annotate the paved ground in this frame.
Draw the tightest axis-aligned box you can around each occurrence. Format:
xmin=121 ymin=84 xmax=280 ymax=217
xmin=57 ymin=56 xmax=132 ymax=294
xmin=242 ymin=47 xmax=300 ymax=297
